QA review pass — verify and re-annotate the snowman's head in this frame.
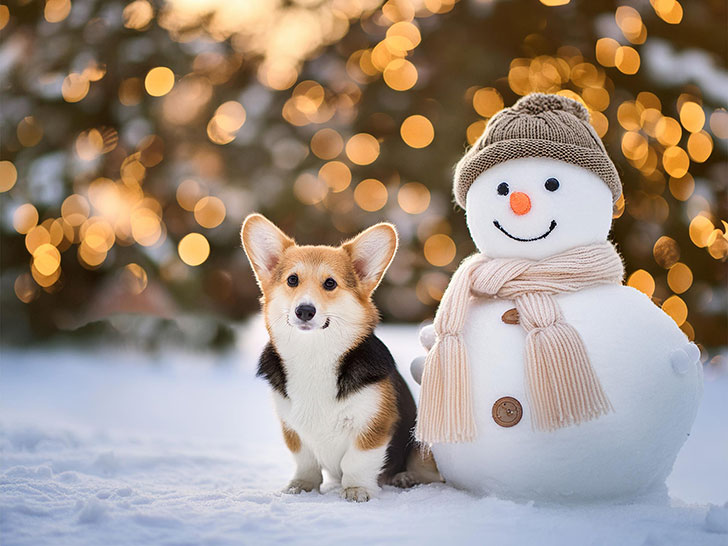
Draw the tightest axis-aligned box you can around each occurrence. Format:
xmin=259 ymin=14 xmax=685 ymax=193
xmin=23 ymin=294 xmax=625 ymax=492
xmin=465 ymin=157 xmax=613 ymax=260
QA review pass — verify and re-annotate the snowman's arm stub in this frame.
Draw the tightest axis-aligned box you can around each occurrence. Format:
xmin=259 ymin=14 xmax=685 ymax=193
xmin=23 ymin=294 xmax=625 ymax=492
xmin=419 ymin=324 xmax=436 ymax=351
xmin=670 ymin=342 xmax=701 ymax=375
xmin=410 ymin=356 xmax=425 ymax=385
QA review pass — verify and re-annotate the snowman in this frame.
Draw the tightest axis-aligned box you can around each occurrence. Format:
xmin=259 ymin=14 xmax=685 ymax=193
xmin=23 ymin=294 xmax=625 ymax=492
xmin=412 ymin=93 xmax=703 ymax=502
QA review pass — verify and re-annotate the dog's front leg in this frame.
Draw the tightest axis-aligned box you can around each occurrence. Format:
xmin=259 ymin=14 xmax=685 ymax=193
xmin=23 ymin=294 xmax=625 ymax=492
xmin=340 ymin=444 xmax=387 ymax=502
xmin=281 ymin=423 xmax=322 ymax=494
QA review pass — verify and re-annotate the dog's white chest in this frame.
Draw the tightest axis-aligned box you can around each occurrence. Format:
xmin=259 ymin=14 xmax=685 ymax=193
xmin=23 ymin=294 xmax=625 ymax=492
xmin=271 ymin=352 xmax=380 ymax=476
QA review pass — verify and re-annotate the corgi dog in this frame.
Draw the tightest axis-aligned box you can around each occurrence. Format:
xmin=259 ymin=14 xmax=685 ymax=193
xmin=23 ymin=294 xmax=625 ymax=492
xmin=241 ymin=214 xmax=441 ymax=502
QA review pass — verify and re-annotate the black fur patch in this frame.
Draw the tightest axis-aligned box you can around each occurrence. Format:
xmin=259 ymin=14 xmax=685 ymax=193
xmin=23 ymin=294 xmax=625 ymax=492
xmin=336 ymin=334 xmax=394 ymax=400
xmin=257 ymin=342 xmax=287 ymax=398
xmin=337 ymin=333 xmax=417 ymax=477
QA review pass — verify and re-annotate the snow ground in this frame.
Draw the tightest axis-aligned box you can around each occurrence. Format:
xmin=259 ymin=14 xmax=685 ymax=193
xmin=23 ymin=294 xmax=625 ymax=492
xmin=1 ymin=321 xmax=727 ymax=546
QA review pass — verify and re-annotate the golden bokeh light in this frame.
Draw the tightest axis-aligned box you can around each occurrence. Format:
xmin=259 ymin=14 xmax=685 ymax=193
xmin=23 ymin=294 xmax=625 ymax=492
xmin=123 ymin=0 xmax=154 ymax=30
xmin=14 ymin=273 xmax=39 ymax=304
xmin=466 ymin=120 xmax=487 ymax=146
xmin=25 ymin=225 xmax=51 ymax=254
xmin=17 ymin=116 xmax=43 ymax=147
xmin=655 ymin=116 xmax=681 ymax=147
xmin=615 ymin=46 xmax=640 ymax=75
xmin=345 ymin=133 xmax=380 ymax=165
xmin=176 ymin=179 xmax=206 ymax=211
xmin=61 ymin=194 xmax=90 ymax=226
xmin=687 ymin=131 xmax=713 ymax=163
xmin=310 ymin=128 xmax=344 ymax=160
xmin=473 ymin=87 xmax=504 ymax=118
xmin=44 ymin=0 xmax=71 ymax=23
xmin=679 ymin=102 xmax=705 ymax=133
xmin=653 ymin=236 xmax=680 ymax=268
xmin=32 ymin=243 xmax=61 ymax=276
xmin=667 ymin=263 xmax=693 ymax=294
xmin=0 ymin=160 xmax=18 ymax=192
xmin=589 ymin=110 xmax=609 ymax=138
xmin=667 ymin=174 xmax=694 ymax=201
xmin=617 ymin=101 xmax=641 ymax=131
xmin=130 ymin=207 xmax=163 ymax=246
xmin=709 ymin=109 xmax=728 ymax=139
xmin=121 ymin=263 xmax=148 ymax=294
xmin=621 ymin=131 xmax=648 ymax=161
xmin=318 ymin=161 xmax=351 ymax=192
xmin=193 ymin=196 xmax=226 ymax=229
xmin=81 ymin=218 xmax=115 ymax=253
xmin=662 ymin=146 xmax=689 ymax=178
xmin=178 ymin=233 xmax=210 ymax=266
xmin=688 ymin=215 xmax=714 ymax=248
xmin=400 ymin=115 xmax=434 ymax=148
xmin=145 ymin=67 xmax=175 ymax=97
xmin=206 ymin=118 xmax=235 ymax=145
xmin=424 ymin=234 xmax=456 ymax=267
xmin=0 ymin=5 xmax=9 ymax=31
xmin=539 ymin=0 xmax=570 ymax=5
xmin=626 ymin=269 xmax=655 ymax=298
xmin=615 ymin=6 xmax=645 ymax=44
xmin=652 ymin=0 xmax=683 ymax=24
xmin=13 ymin=204 xmax=39 ymax=235
xmin=62 ymin=73 xmax=90 ymax=103
xmin=595 ymin=38 xmax=620 ymax=67
xmin=294 ymin=173 xmax=328 ymax=205
xmin=215 ymin=101 xmax=246 ymax=133
xmin=75 ymin=129 xmax=105 ymax=161
xmin=662 ymin=295 xmax=688 ymax=326
xmin=386 ymin=21 xmax=421 ymax=51
xmin=78 ymin=240 xmax=107 ymax=268
xmin=397 ymin=182 xmax=431 ymax=214
xmin=354 ymin=179 xmax=388 ymax=212
xmin=383 ymin=59 xmax=417 ymax=91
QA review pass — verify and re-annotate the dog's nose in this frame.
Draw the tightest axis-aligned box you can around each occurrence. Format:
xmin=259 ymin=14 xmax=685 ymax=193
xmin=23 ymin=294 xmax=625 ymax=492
xmin=295 ymin=304 xmax=316 ymax=322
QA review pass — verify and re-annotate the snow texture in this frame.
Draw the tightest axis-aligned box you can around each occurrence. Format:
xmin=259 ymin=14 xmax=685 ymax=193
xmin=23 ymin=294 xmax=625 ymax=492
xmin=1 ymin=321 xmax=726 ymax=546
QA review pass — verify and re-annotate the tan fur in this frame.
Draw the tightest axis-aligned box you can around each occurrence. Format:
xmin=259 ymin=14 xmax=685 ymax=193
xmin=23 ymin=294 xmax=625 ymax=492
xmin=356 ymin=379 xmax=399 ymax=451
xmin=281 ymin=422 xmax=301 ymax=453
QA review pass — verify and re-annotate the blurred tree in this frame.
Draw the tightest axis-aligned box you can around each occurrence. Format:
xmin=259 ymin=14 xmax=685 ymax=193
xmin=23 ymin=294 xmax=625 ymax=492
xmin=0 ymin=0 xmax=726 ymax=356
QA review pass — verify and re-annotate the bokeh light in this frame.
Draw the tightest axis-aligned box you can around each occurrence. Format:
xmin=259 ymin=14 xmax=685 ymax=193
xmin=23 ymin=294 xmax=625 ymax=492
xmin=178 ymin=233 xmax=210 ymax=266
xmin=400 ymin=115 xmax=434 ymax=148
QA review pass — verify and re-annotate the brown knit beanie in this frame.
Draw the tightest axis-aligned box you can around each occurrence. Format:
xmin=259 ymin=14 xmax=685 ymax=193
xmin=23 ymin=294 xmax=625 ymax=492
xmin=454 ymin=93 xmax=621 ymax=208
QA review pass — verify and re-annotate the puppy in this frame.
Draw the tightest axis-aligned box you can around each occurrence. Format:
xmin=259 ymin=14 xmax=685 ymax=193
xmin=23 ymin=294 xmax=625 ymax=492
xmin=241 ymin=214 xmax=441 ymax=502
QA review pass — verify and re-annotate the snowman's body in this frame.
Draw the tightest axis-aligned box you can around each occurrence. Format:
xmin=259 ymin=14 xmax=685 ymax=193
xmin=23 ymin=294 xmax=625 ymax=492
xmin=432 ymin=283 xmax=702 ymax=501
xmin=422 ymin=155 xmax=703 ymax=501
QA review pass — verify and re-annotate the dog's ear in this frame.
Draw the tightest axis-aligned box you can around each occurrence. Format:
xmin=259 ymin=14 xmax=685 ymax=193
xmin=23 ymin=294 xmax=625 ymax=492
xmin=241 ymin=214 xmax=294 ymax=286
xmin=342 ymin=223 xmax=398 ymax=294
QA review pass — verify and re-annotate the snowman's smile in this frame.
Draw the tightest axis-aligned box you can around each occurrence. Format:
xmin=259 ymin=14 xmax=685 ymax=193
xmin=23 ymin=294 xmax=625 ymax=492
xmin=493 ymin=219 xmax=557 ymax=242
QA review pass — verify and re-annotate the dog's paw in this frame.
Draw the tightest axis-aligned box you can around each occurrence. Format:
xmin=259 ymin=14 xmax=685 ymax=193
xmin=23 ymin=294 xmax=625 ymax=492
xmin=341 ymin=486 xmax=371 ymax=502
xmin=284 ymin=479 xmax=319 ymax=494
xmin=390 ymin=471 xmax=417 ymax=489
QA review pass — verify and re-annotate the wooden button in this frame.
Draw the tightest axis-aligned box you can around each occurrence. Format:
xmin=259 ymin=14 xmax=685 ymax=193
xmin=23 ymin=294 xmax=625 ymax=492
xmin=492 ymin=396 xmax=523 ymax=427
xmin=501 ymin=308 xmax=519 ymax=325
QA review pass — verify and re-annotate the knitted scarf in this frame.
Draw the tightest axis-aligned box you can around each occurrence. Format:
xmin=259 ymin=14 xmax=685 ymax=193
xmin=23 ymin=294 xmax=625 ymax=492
xmin=415 ymin=242 xmax=625 ymax=444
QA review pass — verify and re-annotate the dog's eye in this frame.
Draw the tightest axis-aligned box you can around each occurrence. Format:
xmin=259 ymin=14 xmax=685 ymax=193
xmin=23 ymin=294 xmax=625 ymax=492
xmin=497 ymin=182 xmax=509 ymax=196
xmin=545 ymin=177 xmax=560 ymax=192
xmin=323 ymin=278 xmax=337 ymax=291
xmin=287 ymin=274 xmax=299 ymax=287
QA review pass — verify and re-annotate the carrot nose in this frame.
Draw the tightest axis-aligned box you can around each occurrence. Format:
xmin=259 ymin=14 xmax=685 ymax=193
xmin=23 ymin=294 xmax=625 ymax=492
xmin=510 ymin=192 xmax=531 ymax=215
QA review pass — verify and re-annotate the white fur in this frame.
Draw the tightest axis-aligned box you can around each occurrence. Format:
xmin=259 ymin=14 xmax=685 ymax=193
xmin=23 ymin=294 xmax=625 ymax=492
xmin=466 ymin=158 xmax=613 ymax=260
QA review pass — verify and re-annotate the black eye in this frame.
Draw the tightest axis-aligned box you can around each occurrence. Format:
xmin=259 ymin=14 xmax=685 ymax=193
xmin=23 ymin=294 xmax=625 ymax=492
xmin=323 ymin=278 xmax=337 ymax=291
xmin=287 ymin=274 xmax=298 ymax=287
xmin=545 ymin=178 xmax=560 ymax=192
xmin=497 ymin=182 xmax=509 ymax=196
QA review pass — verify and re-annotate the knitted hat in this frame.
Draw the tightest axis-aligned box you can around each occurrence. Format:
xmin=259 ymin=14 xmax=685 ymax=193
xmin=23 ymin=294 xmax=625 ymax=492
xmin=453 ymin=93 xmax=621 ymax=208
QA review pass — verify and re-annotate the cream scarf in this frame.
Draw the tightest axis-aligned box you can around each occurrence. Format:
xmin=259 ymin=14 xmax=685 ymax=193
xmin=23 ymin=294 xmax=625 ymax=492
xmin=415 ymin=242 xmax=625 ymax=444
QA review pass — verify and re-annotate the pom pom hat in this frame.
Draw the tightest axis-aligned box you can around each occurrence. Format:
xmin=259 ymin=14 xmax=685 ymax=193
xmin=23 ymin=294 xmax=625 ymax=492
xmin=453 ymin=93 xmax=622 ymax=208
